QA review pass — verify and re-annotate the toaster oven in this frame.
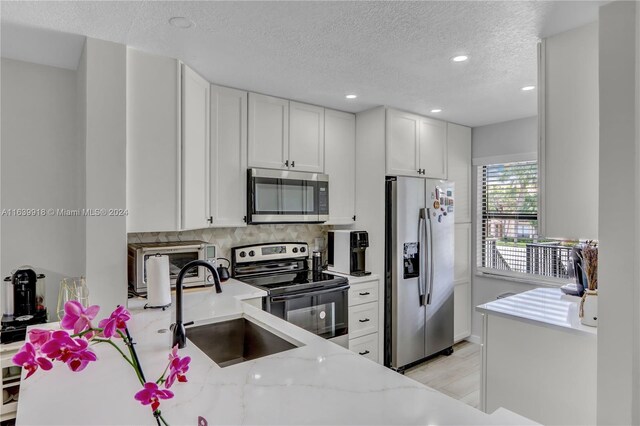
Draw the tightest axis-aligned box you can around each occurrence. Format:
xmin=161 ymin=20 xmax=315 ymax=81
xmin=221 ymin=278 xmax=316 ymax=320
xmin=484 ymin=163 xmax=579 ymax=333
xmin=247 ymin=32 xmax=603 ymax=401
xmin=127 ymin=241 xmax=216 ymax=294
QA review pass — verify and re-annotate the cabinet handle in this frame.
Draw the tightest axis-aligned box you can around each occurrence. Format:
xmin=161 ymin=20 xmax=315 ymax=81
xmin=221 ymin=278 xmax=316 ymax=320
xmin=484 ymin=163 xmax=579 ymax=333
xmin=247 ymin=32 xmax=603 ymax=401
xmin=291 ymin=160 xmax=295 ymax=168
xmin=359 ymin=292 xmax=370 ymax=296
xmin=284 ymin=160 xmax=289 ymax=167
xmin=359 ymin=350 xmax=370 ymax=356
xmin=207 ymin=216 xmax=213 ymax=224
xmin=359 ymin=318 xmax=370 ymax=323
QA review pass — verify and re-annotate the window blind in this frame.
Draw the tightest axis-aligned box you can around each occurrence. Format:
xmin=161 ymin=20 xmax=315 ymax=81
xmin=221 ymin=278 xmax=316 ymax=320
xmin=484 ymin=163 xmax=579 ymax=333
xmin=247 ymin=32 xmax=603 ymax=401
xmin=478 ymin=161 xmax=571 ymax=280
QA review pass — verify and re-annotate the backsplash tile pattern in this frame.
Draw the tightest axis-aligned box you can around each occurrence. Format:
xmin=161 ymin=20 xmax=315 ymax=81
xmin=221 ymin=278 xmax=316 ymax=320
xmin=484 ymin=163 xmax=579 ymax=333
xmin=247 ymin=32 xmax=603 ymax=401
xmin=128 ymin=224 xmax=328 ymax=261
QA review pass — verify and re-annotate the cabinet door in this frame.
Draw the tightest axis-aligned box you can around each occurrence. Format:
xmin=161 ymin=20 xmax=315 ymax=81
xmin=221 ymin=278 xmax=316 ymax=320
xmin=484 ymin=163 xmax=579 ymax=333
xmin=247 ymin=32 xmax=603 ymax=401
xmin=181 ymin=64 xmax=210 ymax=230
xmin=126 ymin=49 xmax=180 ymax=232
xmin=210 ymin=85 xmax=247 ymax=227
xmin=447 ymin=123 xmax=471 ymax=223
xmin=454 ymin=222 xmax=471 ymax=284
xmin=248 ymin=93 xmax=289 ymax=170
xmin=454 ymin=222 xmax=471 ymax=342
xmin=289 ymin=101 xmax=325 ymax=172
xmin=324 ymin=109 xmax=355 ymax=224
xmin=454 ymin=282 xmax=471 ymax=342
xmin=419 ymin=117 xmax=448 ymax=179
xmin=386 ymin=109 xmax=421 ymax=177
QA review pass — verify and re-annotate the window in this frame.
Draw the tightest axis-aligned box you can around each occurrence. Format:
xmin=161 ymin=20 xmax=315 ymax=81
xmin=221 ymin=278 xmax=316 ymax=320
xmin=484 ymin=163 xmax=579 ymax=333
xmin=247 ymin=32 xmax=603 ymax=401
xmin=477 ymin=161 xmax=575 ymax=281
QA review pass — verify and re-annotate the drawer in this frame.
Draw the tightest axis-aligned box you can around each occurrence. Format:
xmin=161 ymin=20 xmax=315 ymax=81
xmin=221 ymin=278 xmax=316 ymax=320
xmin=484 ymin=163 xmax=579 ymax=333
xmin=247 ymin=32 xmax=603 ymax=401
xmin=348 ymin=280 xmax=379 ymax=306
xmin=349 ymin=333 xmax=378 ymax=362
xmin=348 ymin=302 xmax=378 ymax=339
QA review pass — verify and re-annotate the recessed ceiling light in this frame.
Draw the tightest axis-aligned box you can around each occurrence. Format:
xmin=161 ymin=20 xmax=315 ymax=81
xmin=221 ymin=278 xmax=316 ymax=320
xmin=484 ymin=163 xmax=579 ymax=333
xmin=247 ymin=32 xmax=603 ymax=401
xmin=169 ymin=17 xmax=194 ymax=29
xmin=431 ymin=109 xmax=442 ymax=113
xmin=521 ymin=85 xmax=536 ymax=91
xmin=345 ymin=94 xmax=357 ymax=99
xmin=451 ymin=55 xmax=469 ymax=62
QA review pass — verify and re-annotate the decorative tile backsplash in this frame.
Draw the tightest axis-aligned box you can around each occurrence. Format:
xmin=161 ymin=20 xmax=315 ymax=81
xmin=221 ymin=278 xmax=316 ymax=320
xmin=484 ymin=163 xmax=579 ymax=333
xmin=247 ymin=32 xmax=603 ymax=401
xmin=128 ymin=224 xmax=329 ymax=261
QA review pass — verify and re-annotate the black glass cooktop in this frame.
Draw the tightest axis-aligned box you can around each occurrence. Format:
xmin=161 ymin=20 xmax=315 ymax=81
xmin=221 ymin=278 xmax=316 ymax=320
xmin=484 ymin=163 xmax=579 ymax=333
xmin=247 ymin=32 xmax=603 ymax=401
xmin=238 ymin=270 xmax=348 ymax=296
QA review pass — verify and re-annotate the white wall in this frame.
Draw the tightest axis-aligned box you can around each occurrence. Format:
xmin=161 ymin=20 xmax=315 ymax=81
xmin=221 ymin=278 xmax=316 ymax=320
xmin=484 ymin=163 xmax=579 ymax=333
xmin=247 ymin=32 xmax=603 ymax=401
xmin=470 ymin=116 xmax=538 ymax=340
xmin=597 ymin=2 xmax=638 ymax=424
xmin=0 ymin=58 xmax=85 ymax=316
xmin=81 ymin=38 xmax=128 ymax=311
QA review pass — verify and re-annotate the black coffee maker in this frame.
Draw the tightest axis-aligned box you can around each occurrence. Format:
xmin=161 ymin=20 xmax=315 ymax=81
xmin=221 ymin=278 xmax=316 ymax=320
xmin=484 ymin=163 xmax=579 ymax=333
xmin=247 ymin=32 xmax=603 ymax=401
xmin=1 ymin=267 xmax=48 ymax=343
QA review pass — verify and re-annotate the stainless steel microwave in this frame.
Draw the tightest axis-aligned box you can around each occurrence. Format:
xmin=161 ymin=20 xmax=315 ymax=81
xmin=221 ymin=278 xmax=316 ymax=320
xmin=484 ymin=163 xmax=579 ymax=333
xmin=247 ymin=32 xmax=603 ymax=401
xmin=127 ymin=241 xmax=216 ymax=294
xmin=246 ymin=168 xmax=329 ymax=224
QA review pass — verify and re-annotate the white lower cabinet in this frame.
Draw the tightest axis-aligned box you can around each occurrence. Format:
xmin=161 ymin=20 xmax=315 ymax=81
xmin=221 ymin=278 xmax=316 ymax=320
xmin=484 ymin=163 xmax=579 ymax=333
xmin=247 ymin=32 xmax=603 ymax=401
xmin=348 ymin=333 xmax=378 ymax=362
xmin=347 ymin=277 xmax=381 ymax=363
xmin=453 ymin=222 xmax=471 ymax=342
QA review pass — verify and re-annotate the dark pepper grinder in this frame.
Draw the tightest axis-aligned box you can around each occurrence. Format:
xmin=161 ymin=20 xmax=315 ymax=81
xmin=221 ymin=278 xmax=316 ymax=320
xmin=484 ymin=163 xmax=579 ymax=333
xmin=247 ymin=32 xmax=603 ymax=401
xmin=312 ymin=251 xmax=323 ymax=273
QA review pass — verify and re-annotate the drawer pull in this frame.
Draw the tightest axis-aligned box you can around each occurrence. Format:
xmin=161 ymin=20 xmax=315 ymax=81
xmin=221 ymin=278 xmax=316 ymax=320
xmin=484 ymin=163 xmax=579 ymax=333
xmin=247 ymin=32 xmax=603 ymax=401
xmin=359 ymin=350 xmax=370 ymax=356
xmin=359 ymin=292 xmax=370 ymax=296
xmin=359 ymin=318 xmax=370 ymax=323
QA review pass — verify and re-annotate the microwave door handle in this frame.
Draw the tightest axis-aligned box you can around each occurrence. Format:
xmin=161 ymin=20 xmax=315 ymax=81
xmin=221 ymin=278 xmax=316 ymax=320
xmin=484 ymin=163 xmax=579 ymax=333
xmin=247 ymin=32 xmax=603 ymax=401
xmin=418 ymin=209 xmax=427 ymax=306
xmin=270 ymin=284 xmax=350 ymax=303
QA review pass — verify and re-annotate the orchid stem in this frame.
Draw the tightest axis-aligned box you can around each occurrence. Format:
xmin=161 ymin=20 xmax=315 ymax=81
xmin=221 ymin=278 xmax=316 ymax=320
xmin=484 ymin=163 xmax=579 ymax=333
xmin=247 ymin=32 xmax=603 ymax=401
xmin=93 ymin=338 xmax=137 ymax=370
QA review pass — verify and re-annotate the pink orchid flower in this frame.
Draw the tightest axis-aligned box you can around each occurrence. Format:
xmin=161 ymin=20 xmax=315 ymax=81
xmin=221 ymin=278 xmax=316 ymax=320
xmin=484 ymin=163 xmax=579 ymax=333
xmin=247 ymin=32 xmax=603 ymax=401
xmin=134 ymin=382 xmax=174 ymax=412
xmin=12 ymin=342 xmax=53 ymax=379
xmin=28 ymin=329 xmax=53 ymax=350
xmin=165 ymin=356 xmax=191 ymax=389
xmin=168 ymin=344 xmax=179 ymax=362
xmin=40 ymin=330 xmax=97 ymax=372
xmin=98 ymin=305 xmax=131 ymax=338
xmin=60 ymin=300 xmax=100 ymax=335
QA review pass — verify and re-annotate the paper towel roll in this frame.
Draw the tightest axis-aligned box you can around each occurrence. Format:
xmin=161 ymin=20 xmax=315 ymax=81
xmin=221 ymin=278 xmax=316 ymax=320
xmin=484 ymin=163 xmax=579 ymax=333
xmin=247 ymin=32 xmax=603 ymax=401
xmin=146 ymin=255 xmax=171 ymax=308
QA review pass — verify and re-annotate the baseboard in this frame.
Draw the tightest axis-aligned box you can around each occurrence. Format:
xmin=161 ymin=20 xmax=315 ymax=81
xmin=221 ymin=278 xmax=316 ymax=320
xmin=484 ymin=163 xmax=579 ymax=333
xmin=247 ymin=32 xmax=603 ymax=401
xmin=466 ymin=334 xmax=482 ymax=345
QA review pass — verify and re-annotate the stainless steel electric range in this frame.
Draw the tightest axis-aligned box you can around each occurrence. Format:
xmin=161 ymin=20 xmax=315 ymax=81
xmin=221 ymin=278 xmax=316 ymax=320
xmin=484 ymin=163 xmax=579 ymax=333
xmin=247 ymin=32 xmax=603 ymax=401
xmin=231 ymin=242 xmax=349 ymax=347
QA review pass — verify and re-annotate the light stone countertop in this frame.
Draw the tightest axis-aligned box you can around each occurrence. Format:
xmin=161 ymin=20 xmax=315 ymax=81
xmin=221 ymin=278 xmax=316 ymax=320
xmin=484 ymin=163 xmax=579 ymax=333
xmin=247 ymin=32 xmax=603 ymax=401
xmin=476 ymin=287 xmax=597 ymax=336
xmin=16 ymin=279 xmax=535 ymax=425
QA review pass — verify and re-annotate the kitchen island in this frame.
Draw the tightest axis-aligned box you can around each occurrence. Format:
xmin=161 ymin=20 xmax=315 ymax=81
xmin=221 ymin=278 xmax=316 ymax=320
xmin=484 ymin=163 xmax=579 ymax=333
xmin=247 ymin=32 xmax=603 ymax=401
xmin=477 ymin=287 xmax=597 ymax=425
xmin=16 ymin=280 xmax=533 ymax=425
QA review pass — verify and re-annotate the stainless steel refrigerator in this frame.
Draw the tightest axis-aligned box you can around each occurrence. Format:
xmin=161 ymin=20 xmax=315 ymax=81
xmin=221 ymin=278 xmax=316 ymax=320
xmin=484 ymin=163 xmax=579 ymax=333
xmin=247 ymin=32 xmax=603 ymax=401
xmin=384 ymin=176 xmax=455 ymax=371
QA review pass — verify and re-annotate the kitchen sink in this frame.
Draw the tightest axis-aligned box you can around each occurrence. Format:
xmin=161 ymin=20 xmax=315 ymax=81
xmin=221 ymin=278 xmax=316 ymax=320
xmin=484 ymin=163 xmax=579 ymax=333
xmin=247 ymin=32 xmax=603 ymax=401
xmin=187 ymin=317 xmax=299 ymax=368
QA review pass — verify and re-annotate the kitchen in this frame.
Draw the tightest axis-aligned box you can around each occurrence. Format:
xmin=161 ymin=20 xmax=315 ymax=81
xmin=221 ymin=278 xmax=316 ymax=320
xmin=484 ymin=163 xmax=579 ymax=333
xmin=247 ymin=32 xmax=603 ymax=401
xmin=0 ymin=1 xmax=638 ymax=425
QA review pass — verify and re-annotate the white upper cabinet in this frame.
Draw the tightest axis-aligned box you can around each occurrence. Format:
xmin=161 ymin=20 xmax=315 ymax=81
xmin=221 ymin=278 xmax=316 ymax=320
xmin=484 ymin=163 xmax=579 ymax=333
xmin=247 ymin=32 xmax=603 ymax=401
xmin=126 ymin=49 xmax=181 ymax=233
xmin=447 ymin=123 xmax=471 ymax=223
xmin=386 ymin=109 xmax=421 ymax=176
xmin=289 ymin=101 xmax=325 ymax=173
xmin=209 ymin=85 xmax=248 ymax=227
xmin=181 ymin=64 xmax=210 ymax=231
xmin=386 ymin=109 xmax=447 ymax=179
xmin=325 ymin=109 xmax=356 ymax=224
xmin=540 ymin=23 xmax=599 ymax=240
xmin=248 ymin=93 xmax=289 ymax=170
xmin=418 ymin=117 xmax=447 ymax=179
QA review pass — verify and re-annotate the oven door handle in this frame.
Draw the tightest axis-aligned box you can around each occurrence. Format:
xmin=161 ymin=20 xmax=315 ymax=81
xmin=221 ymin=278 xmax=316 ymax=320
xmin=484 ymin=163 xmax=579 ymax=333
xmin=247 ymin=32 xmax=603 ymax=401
xmin=269 ymin=284 xmax=350 ymax=303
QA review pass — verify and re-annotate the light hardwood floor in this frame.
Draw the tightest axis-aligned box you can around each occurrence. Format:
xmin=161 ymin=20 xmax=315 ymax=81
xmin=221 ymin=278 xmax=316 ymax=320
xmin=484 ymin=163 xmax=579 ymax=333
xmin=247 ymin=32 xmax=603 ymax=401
xmin=405 ymin=341 xmax=481 ymax=409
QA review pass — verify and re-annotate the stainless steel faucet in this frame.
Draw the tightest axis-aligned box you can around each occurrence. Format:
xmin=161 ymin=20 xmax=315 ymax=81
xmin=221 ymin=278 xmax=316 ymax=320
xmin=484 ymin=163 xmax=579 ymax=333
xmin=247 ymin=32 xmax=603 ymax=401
xmin=172 ymin=260 xmax=222 ymax=349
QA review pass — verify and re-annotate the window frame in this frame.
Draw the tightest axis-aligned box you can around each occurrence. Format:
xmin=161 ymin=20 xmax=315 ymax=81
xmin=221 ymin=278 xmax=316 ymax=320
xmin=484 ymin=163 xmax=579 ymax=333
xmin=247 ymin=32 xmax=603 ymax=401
xmin=476 ymin=161 xmax=569 ymax=285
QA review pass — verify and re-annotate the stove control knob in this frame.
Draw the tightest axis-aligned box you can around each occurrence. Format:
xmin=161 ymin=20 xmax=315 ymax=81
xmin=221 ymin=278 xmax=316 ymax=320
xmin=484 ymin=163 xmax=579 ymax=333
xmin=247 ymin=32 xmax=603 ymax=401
xmin=292 ymin=247 xmax=298 ymax=253
xmin=300 ymin=246 xmax=306 ymax=253
xmin=249 ymin=250 xmax=255 ymax=257
xmin=239 ymin=251 xmax=246 ymax=258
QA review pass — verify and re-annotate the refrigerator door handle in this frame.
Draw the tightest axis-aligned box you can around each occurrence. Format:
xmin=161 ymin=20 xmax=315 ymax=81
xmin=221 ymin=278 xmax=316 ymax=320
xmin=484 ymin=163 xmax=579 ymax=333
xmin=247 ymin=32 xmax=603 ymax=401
xmin=426 ymin=207 xmax=434 ymax=305
xmin=418 ymin=209 xmax=427 ymax=306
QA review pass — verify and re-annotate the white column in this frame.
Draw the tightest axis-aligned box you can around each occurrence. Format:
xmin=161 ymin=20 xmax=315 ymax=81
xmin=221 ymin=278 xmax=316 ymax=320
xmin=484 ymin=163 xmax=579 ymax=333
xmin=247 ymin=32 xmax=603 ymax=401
xmin=597 ymin=1 xmax=639 ymax=424
xmin=81 ymin=38 xmax=127 ymax=311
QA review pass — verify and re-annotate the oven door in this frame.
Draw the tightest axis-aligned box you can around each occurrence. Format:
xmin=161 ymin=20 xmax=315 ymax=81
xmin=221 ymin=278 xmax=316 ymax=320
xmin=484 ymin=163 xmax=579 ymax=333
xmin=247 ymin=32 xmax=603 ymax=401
xmin=247 ymin=168 xmax=329 ymax=224
xmin=266 ymin=284 xmax=349 ymax=347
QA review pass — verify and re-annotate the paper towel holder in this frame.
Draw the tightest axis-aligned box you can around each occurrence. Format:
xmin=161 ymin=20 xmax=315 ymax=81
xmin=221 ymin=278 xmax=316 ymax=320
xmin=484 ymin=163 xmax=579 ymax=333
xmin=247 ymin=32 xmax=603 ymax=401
xmin=144 ymin=253 xmax=172 ymax=311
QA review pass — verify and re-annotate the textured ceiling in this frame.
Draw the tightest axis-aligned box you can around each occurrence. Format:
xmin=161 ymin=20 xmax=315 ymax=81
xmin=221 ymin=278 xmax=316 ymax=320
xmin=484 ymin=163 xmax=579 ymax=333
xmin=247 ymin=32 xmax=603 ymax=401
xmin=0 ymin=1 xmax=603 ymax=127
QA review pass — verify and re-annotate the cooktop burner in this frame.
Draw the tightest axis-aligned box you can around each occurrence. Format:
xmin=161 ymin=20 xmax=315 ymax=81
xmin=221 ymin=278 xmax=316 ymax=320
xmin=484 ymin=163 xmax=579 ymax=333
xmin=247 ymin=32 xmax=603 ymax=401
xmin=238 ymin=270 xmax=347 ymax=296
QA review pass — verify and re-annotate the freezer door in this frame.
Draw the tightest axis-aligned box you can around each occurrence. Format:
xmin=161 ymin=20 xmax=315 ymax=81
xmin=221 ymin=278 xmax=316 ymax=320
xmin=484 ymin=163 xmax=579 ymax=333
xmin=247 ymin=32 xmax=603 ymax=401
xmin=424 ymin=180 xmax=455 ymax=357
xmin=389 ymin=177 xmax=427 ymax=368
